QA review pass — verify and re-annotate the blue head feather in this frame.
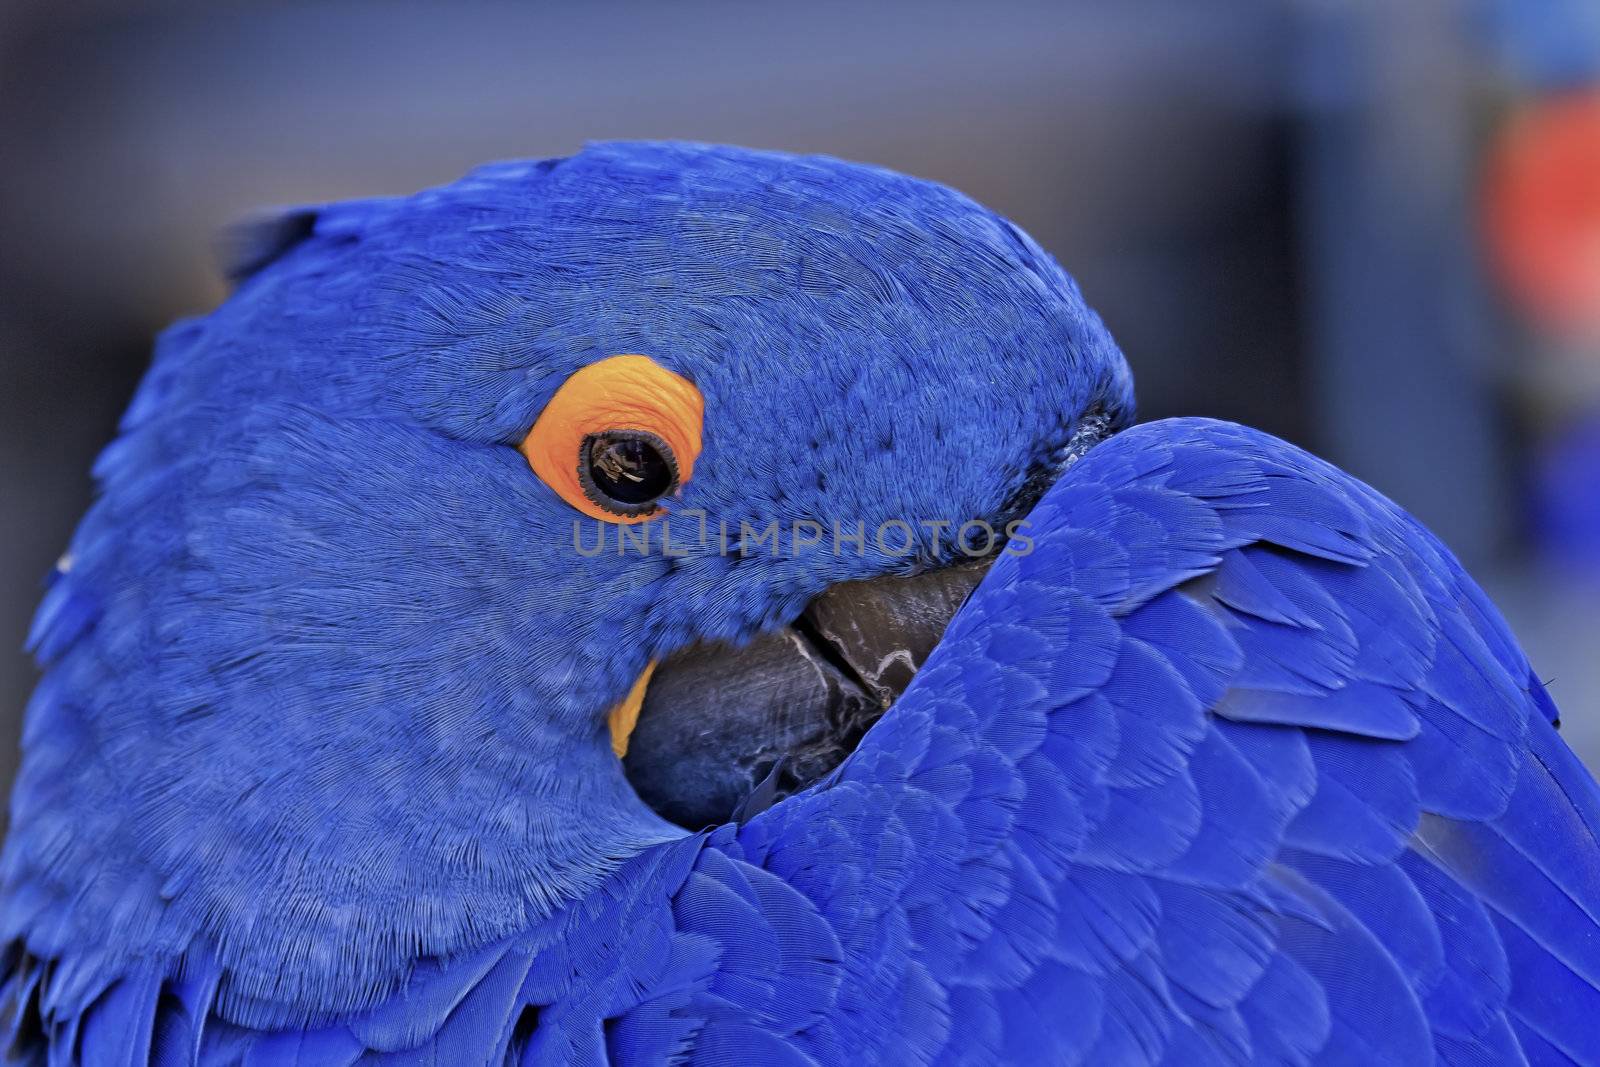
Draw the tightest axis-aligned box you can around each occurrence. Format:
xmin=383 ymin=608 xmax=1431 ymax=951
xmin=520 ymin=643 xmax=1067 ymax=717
xmin=0 ymin=142 xmax=1131 ymax=1022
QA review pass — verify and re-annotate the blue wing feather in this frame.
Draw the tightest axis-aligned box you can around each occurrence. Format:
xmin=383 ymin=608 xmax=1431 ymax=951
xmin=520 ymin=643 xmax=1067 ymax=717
xmin=710 ymin=416 xmax=1600 ymax=1064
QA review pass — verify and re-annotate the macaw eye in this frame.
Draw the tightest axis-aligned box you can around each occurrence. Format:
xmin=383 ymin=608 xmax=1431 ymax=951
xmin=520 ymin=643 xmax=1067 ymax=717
xmin=520 ymin=354 xmax=703 ymax=524
xmin=580 ymin=430 xmax=679 ymax=516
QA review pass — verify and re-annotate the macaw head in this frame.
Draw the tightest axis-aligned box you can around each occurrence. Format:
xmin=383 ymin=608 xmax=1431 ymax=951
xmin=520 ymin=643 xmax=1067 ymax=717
xmin=3 ymin=142 xmax=1132 ymax=1015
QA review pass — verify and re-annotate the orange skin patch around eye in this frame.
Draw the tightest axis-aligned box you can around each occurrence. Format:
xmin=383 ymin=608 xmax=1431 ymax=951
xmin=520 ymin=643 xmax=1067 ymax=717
xmin=520 ymin=355 xmax=704 ymax=524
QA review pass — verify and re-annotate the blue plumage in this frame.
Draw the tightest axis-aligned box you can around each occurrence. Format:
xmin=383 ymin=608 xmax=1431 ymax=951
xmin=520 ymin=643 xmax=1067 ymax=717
xmin=2 ymin=142 xmax=1597 ymax=1064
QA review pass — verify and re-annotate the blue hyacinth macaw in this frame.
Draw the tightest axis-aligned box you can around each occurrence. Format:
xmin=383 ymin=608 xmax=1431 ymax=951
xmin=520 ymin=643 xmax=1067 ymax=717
xmin=2 ymin=141 xmax=1598 ymax=1066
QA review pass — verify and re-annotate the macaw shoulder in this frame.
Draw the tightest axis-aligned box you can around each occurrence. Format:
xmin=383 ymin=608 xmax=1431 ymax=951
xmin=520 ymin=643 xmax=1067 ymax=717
xmin=716 ymin=416 xmax=1600 ymax=1064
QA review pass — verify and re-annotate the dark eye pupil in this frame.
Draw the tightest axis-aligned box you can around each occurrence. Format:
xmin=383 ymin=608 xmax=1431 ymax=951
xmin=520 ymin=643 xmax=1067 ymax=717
xmin=583 ymin=431 xmax=676 ymax=510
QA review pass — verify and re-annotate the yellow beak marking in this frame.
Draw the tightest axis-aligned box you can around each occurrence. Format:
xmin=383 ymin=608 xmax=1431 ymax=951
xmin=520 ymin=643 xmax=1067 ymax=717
xmin=608 ymin=661 xmax=658 ymax=759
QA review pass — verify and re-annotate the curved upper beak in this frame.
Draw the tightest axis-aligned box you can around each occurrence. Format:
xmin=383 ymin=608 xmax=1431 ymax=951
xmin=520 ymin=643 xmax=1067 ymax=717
xmin=621 ymin=558 xmax=990 ymax=828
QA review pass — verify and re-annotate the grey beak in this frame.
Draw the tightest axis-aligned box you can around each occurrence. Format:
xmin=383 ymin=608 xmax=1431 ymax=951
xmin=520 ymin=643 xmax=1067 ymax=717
xmin=623 ymin=558 xmax=990 ymax=829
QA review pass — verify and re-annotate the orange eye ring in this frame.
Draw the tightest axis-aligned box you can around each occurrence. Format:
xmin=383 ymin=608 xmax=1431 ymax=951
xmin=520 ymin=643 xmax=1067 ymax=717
xmin=520 ymin=355 xmax=704 ymax=524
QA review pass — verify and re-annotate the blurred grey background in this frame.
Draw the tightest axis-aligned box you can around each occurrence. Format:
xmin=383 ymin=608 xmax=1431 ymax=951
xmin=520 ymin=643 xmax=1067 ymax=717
xmin=2 ymin=0 xmax=1598 ymax=790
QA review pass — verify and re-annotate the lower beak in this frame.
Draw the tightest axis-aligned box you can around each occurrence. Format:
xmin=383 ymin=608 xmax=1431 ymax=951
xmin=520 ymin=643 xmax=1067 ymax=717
xmin=622 ymin=558 xmax=990 ymax=828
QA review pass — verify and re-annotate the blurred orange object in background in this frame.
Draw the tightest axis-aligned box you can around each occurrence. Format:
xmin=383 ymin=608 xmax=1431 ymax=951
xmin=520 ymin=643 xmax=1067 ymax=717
xmin=1486 ymin=90 xmax=1600 ymax=338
